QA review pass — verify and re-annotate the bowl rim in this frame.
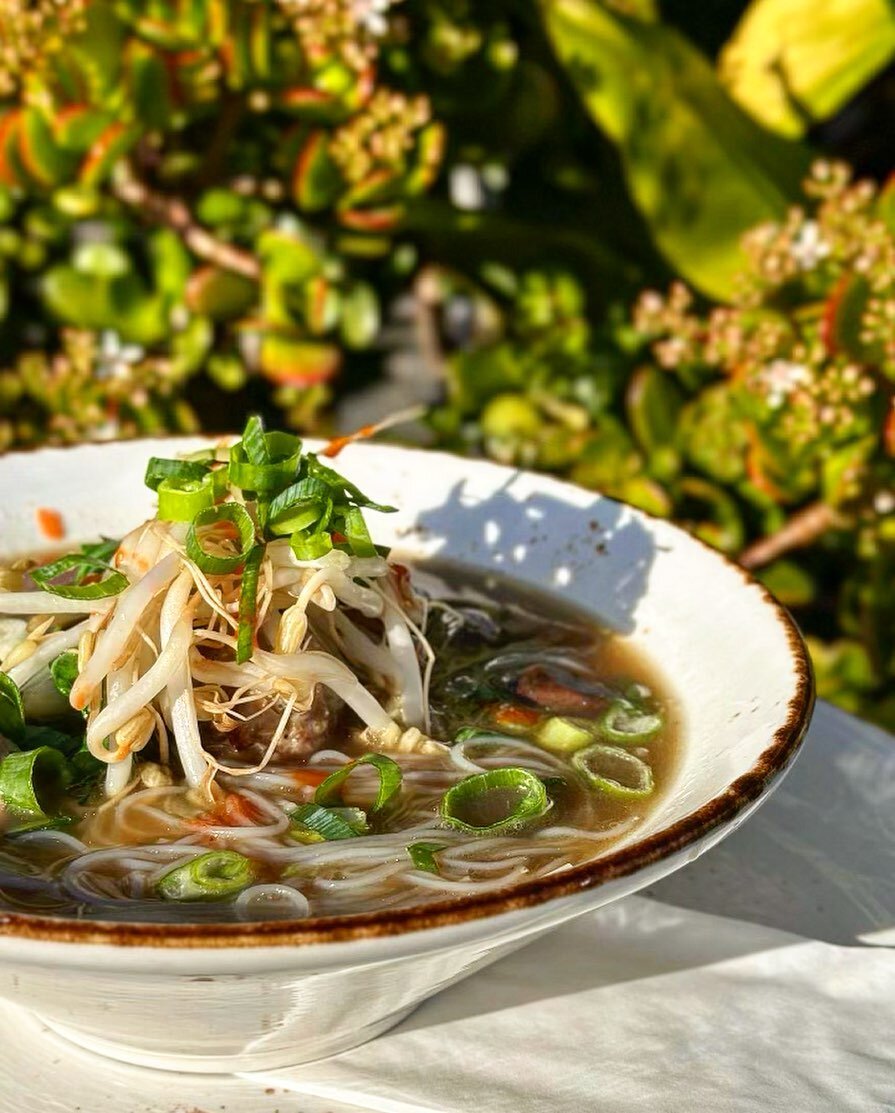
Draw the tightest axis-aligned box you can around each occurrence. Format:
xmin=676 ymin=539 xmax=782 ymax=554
xmin=0 ymin=439 xmax=814 ymax=949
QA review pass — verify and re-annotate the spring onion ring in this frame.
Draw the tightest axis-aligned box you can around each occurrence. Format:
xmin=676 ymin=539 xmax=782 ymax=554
xmin=440 ymin=767 xmax=549 ymax=835
xmin=572 ymin=743 xmax=654 ymax=799
xmin=156 ymin=850 xmax=255 ymax=901
xmin=186 ymin=503 xmax=256 ymax=574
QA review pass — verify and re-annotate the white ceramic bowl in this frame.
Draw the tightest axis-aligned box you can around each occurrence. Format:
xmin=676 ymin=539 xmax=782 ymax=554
xmin=0 ymin=438 xmax=812 ymax=1072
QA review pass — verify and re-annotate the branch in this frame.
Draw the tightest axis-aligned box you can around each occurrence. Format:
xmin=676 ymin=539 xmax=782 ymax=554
xmin=113 ymin=168 xmax=260 ymax=280
xmin=739 ymin=500 xmax=839 ymax=570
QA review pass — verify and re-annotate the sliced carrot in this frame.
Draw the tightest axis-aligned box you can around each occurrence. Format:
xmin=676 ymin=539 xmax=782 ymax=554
xmin=188 ymin=792 xmax=264 ymax=829
xmin=489 ymin=702 xmax=542 ymax=730
xmin=36 ymin=507 xmax=65 ymax=542
xmin=291 ymin=767 xmax=329 ymax=787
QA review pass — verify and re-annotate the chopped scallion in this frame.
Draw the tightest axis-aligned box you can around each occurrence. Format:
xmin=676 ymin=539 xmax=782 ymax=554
xmin=572 ymin=743 xmax=654 ymax=800
xmin=156 ymin=475 xmax=216 ymax=522
xmin=0 ymin=672 xmax=25 ymax=743
xmin=314 ymin=753 xmax=402 ymax=814
xmin=599 ymin=699 xmax=663 ymax=745
xmin=49 ymin=649 xmax=79 ymax=701
xmin=440 ymin=767 xmax=549 ymax=835
xmin=156 ymin=850 xmax=255 ymax=902
xmin=236 ymin=543 xmax=265 ymax=664
xmin=0 ymin=746 xmax=71 ymax=822
xmin=144 ymin=456 xmax=211 ymax=492
xmin=185 ymin=502 xmax=256 ymax=574
xmin=289 ymin=802 xmax=366 ymax=842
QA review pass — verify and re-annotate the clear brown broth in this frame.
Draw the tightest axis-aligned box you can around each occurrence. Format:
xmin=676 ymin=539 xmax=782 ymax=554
xmin=0 ymin=558 xmax=682 ymax=922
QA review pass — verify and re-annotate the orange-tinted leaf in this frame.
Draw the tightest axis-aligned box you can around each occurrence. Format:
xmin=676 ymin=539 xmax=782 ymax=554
xmin=259 ymin=334 xmax=341 ymax=385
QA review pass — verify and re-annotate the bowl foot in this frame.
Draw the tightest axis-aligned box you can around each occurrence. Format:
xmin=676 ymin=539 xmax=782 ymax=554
xmin=35 ymin=1005 xmax=417 ymax=1074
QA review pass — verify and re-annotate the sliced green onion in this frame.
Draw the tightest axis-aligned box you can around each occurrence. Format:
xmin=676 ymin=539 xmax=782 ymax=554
xmin=338 ymin=506 xmax=377 ymax=558
xmin=156 ymin=850 xmax=255 ymax=902
xmin=50 ymin=650 xmax=79 ymax=701
xmin=0 ymin=672 xmax=25 ymax=743
xmin=289 ymin=802 xmax=365 ymax=842
xmin=32 ymin=552 xmax=128 ymax=600
xmin=599 ymin=699 xmax=663 ymax=745
xmin=228 ymin=432 xmax=301 ymax=496
xmin=268 ymin=478 xmax=332 ymax=535
xmin=406 ymin=842 xmax=446 ymax=874
xmin=315 ymin=753 xmax=402 ymax=814
xmin=186 ymin=502 xmax=256 ymax=574
xmin=157 ymin=476 xmax=215 ymax=522
xmin=572 ymin=743 xmax=654 ymax=800
xmin=241 ymin=414 xmax=272 ymax=464
xmin=305 ymin=454 xmax=397 ymax=513
xmin=0 ymin=746 xmax=71 ymax=821
xmin=144 ymin=456 xmax=211 ymax=492
xmin=290 ymin=527 xmax=334 ymax=562
xmin=536 ymin=716 xmax=596 ymax=753
xmin=236 ymin=544 xmax=265 ymax=665
xmin=440 ymin=767 xmax=549 ymax=835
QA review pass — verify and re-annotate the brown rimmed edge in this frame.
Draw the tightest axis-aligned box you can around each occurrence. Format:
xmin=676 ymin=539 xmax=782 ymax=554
xmin=0 ymin=440 xmax=815 ymax=948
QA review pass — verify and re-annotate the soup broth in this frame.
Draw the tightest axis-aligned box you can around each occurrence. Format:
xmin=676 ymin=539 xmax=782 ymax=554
xmin=0 ymin=560 xmax=680 ymax=924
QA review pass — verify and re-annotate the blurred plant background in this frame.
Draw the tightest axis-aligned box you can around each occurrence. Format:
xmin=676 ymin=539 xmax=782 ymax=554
xmin=0 ymin=0 xmax=894 ymax=726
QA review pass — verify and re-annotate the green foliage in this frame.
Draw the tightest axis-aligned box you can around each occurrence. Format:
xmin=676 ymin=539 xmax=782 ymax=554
xmin=540 ymin=0 xmax=811 ymax=299
xmin=0 ymin=0 xmax=443 ymax=444
xmin=433 ymin=164 xmax=895 ymax=728
xmin=1 ymin=0 xmax=894 ymax=726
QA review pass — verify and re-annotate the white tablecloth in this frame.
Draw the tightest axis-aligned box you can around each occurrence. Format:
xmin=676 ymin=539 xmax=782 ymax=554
xmin=5 ymin=701 xmax=894 ymax=1112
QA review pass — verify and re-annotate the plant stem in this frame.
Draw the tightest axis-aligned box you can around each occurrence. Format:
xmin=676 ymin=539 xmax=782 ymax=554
xmin=739 ymin=500 xmax=838 ymax=570
xmin=113 ymin=166 xmax=260 ymax=280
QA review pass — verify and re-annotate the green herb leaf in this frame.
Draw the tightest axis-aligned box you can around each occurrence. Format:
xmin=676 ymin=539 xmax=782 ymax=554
xmin=406 ymin=841 xmax=447 ymax=874
xmin=32 ymin=553 xmax=128 ymax=600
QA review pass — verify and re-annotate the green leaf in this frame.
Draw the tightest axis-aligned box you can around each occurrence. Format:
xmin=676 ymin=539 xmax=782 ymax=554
xmin=186 ymin=266 xmax=258 ymax=321
xmin=258 ymin=334 xmax=341 ymax=386
xmin=625 ymin=366 xmax=683 ymax=460
xmin=127 ymin=42 xmax=173 ymax=130
xmin=292 ymin=131 xmax=343 ymax=211
xmin=540 ymin=0 xmax=810 ymax=298
xmin=719 ymin=0 xmax=895 ymax=139
xmin=340 ymin=282 xmax=380 ymax=349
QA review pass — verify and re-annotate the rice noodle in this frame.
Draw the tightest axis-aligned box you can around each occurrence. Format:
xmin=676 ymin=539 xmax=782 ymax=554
xmin=235 ymin=884 xmax=310 ymax=920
